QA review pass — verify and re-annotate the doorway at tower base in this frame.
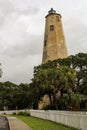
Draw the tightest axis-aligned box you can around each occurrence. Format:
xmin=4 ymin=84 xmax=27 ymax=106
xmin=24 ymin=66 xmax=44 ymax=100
xmin=38 ymin=91 xmax=61 ymax=110
xmin=38 ymin=95 xmax=50 ymax=110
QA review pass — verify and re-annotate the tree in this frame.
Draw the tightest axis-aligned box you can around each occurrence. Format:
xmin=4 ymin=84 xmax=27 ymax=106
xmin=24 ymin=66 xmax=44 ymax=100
xmin=34 ymin=53 xmax=87 ymax=95
xmin=66 ymin=93 xmax=84 ymax=111
xmin=32 ymin=53 xmax=87 ymax=110
xmin=32 ymin=66 xmax=76 ymax=109
xmin=0 ymin=82 xmax=32 ymax=110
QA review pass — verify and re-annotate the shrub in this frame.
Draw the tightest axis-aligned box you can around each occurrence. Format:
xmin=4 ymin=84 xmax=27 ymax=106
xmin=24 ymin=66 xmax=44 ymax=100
xmin=81 ymin=108 xmax=87 ymax=112
xmin=3 ymin=112 xmax=6 ymax=115
xmin=17 ymin=111 xmax=30 ymax=116
xmin=12 ymin=112 xmax=16 ymax=115
xmin=44 ymin=105 xmax=56 ymax=110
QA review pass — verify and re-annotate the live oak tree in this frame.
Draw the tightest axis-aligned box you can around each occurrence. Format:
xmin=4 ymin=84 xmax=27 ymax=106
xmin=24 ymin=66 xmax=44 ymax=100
xmin=34 ymin=53 xmax=87 ymax=95
xmin=0 ymin=82 xmax=31 ymax=110
xmin=32 ymin=66 xmax=76 ymax=109
xmin=32 ymin=53 xmax=87 ymax=110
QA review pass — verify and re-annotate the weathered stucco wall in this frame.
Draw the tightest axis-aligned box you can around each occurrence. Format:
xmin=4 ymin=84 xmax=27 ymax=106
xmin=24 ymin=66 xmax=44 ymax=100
xmin=42 ymin=9 xmax=68 ymax=64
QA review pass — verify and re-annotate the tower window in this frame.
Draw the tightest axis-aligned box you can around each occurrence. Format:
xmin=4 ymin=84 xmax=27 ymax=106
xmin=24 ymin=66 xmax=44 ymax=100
xmin=50 ymin=25 xmax=54 ymax=31
xmin=44 ymin=40 xmax=47 ymax=46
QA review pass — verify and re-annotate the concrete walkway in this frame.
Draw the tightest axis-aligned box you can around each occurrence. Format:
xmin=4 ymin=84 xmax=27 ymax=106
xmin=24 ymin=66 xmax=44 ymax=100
xmin=7 ymin=116 xmax=32 ymax=130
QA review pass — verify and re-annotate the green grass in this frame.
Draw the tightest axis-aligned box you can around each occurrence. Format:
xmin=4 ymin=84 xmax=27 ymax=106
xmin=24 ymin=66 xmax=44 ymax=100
xmin=16 ymin=115 xmax=76 ymax=130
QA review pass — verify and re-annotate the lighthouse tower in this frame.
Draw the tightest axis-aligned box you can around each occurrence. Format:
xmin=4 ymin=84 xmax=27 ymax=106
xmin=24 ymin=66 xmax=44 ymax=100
xmin=42 ymin=8 xmax=68 ymax=64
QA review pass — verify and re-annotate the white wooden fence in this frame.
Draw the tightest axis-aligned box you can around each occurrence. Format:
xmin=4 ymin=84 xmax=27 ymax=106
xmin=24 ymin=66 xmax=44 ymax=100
xmin=0 ymin=110 xmax=87 ymax=130
xmin=29 ymin=110 xmax=87 ymax=130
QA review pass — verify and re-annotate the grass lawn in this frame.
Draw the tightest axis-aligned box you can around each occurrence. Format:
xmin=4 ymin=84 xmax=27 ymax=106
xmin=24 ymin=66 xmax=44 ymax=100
xmin=16 ymin=115 xmax=76 ymax=130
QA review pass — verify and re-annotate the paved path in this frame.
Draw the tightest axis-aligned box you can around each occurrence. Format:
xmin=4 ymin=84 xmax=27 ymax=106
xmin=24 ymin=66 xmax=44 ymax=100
xmin=7 ymin=116 xmax=32 ymax=130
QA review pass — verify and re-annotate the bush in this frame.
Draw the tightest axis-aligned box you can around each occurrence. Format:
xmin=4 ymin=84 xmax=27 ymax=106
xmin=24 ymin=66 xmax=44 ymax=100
xmin=17 ymin=111 xmax=30 ymax=116
xmin=12 ymin=112 xmax=16 ymax=115
xmin=3 ymin=112 xmax=6 ymax=115
xmin=44 ymin=105 xmax=56 ymax=110
xmin=81 ymin=108 xmax=87 ymax=112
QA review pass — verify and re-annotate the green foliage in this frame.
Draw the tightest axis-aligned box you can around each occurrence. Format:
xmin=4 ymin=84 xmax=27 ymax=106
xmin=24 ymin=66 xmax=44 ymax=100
xmin=69 ymin=93 xmax=84 ymax=105
xmin=0 ymin=53 xmax=86 ymax=110
xmin=2 ymin=112 xmax=6 ymax=115
xmin=32 ymin=53 xmax=87 ymax=110
xmin=0 ymin=82 xmax=32 ymax=110
xmin=44 ymin=105 xmax=56 ymax=110
xmin=33 ymin=53 xmax=87 ymax=95
xmin=32 ymin=65 xmax=76 ymax=109
xmin=12 ymin=111 xmax=30 ymax=116
xmin=81 ymin=108 xmax=87 ymax=112
xmin=17 ymin=111 xmax=30 ymax=116
xmin=58 ymin=95 xmax=68 ymax=110
xmin=12 ymin=112 xmax=16 ymax=115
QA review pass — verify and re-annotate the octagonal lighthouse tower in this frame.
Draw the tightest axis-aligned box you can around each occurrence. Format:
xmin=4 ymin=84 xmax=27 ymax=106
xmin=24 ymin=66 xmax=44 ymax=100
xmin=42 ymin=8 xmax=68 ymax=64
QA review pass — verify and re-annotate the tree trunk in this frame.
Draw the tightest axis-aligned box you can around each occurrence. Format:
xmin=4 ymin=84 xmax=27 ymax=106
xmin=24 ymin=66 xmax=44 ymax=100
xmin=53 ymin=92 xmax=58 ymax=110
xmin=49 ymin=94 xmax=53 ymax=105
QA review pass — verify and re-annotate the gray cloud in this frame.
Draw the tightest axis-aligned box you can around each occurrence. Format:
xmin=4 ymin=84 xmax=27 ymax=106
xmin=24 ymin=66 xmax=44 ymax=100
xmin=64 ymin=17 xmax=87 ymax=55
xmin=0 ymin=0 xmax=39 ymax=27
xmin=0 ymin=0 xmax=39 ymax=16
xmin=0 ymin=0 xmax=14 ymax=15
xmin=0 ymin=0 xmax=14 ymax=26
xmin=0 ymin=0 xmax=87 ymax=84
xmin=2 ymin=34 xmax=43 ymax=58
xmin=16 ymin=6 xmax=39 ymax=15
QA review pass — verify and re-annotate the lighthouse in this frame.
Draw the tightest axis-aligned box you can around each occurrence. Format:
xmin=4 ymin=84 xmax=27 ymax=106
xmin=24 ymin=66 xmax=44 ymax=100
xmin=42 ymin=8 xmax=68 ymax=64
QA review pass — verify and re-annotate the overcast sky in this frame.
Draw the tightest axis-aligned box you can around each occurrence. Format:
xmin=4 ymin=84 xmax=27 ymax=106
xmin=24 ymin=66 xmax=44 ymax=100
xmin=0 ymin=0 xmax=87 ymax=84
